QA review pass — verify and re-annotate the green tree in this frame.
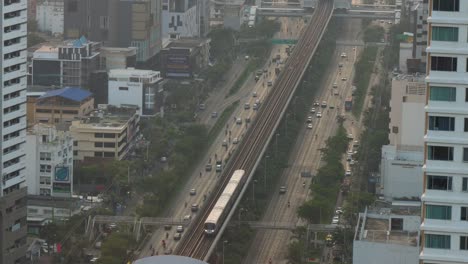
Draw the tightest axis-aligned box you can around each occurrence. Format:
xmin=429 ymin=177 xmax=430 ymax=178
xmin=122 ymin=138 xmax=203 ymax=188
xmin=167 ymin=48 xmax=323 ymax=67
xmin=363 ymin=25 xmax=385 ymax=43
xmin=98 ymin=233 xmax=135 ymax=264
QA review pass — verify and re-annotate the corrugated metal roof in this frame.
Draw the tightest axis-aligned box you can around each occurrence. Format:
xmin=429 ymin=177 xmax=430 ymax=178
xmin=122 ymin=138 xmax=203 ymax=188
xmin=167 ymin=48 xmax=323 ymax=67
xmin=39 ymin=87 xmax=92 ymax=102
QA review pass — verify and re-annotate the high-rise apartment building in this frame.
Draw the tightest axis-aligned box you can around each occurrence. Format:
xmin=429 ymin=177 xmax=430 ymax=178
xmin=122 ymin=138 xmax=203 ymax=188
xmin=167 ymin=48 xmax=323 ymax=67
xmin=63 ymin=0 xmax=162 ymax=64
xmin=421 ymin=0 xmax=468 ymax=262
xmin=1 ymin=0 xmax=29 ymax=263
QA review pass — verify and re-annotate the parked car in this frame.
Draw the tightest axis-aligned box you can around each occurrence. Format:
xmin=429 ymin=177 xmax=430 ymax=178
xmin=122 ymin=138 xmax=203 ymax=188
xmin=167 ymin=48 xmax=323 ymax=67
xmin=279 ymin=186 xmax=287 ymax=194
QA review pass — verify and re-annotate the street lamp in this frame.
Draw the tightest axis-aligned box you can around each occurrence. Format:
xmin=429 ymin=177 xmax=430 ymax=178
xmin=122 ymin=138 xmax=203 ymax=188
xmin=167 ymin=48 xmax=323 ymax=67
xmin=222 ymin=240 xmax=229 ymax=264
xmin=264 ymin=155 xmax=270 ymax=191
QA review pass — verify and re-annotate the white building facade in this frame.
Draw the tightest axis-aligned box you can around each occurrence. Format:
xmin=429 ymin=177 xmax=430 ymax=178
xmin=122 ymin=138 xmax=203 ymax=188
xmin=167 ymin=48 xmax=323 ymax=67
xmin=108 ymin=68 xmax=163 ymax=117
xmin=1 ymin=0 xmax=29 ymax=262
xmin=421 ymin=0 xmax=468 ymax=263
xmin=35 ymin=0 xmax=64 ymax=35
xmin=380 ymin=74 xmax=425 ymax=200
xmin=25 ymin=124 xmax=73 ymax=198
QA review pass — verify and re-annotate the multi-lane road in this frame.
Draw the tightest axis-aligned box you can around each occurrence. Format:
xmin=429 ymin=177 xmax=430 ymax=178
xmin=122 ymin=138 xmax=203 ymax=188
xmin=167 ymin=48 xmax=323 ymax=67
xmin=138 ymin=16 xmax=304 ymax=259
xmin=242 ymin=18 xmax=364 ymax=264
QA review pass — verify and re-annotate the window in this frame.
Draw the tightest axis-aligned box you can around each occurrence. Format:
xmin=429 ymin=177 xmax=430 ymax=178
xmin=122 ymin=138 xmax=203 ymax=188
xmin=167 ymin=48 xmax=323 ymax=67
xmin=94 ymin=152 xmax=103 ymax=157
xmin=427 ymin=146 xmax=454 ymax=161
xmin=104 ymin=142 xmax=115 ymax=148
xmin=432 ymin=26 xmax=458 ymax=41
xmin=119 ymin=87 xmax=128 ymax=91
xmin=462 ymin=207 xmax=468 ymax=221
xmin=99 ymin=16 xmax=109 ymax=29
xmin=95 ymin=133 xmax=103 ymax=138
xmin=431 ymin=56 xmax=457 ymax=71
xmin=426 ymin=204 xmax=451 ymax=220
xmin=433 ymin=0 xmax=459 ymax=11
xmin=461 ymin=236 xmax=468 ymax=250
xmin=103 ymin=133 xmax=115 ymax=138
xmin=425 ymin=234 xmax=451 ymax=249
xmin=464 ymin=148 xmax=468 ymax=162
xmin=94 ymin=142 xmax=103 ymax=148
xmin=39 ymin=176 xmax=51 ymax=185
xmin=39 ymin=164 xmax=51 ymax=173
xmin=39 ymin=152 xmax=51 ymax=161
xmin=73 ymin=150 xmax=78 ymax=156
xmin=466 ymin=88 xmax=468 ymax=102
xmin=73 ymin=141 xmax=78 ymax=146
xmin=430 ymin=86 xmax=456 ymax=101
xmin=103 ymin=152 xmax=115 ymax=158
xmin=428 ymin=116 xmax=455 ymax=131
xmin=427 ymin=175 xmax=452 ymax=190
xmin=463 ymin=178 xmax=468 ymax=192
xmin=391 ymin=218 xmax=403 ymax=230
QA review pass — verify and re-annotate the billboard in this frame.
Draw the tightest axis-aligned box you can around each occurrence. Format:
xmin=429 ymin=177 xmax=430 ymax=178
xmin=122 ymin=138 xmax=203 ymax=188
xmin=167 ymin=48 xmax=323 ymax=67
xmin=53 ymin=182 xmax=71 ymax=194
xmin=54 ymin=166 xmax=70 ymax=182
xmin=165 ymin=54 xmax=191 ymax=78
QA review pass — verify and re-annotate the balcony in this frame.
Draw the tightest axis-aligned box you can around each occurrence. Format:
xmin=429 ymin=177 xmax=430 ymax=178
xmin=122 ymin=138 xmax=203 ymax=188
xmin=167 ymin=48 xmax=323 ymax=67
xmin=3 ymin=0 xmax=27 ymax=14
xmin=420 ymin=247 xmax=468 ymax=263
xmin=2 ymin=164 xmax=26 ymax=186
xmin=3 ymin=105 xmax=26 ymax=123
xmin=3 ymin=78 xmax=26 ymax=95
xmin=3 ymin=11 xmax=27 ymax=27
xmin=2 ymin=148 xmax=25 ymax=164
xmin=3 ymin=94 xmax=26 ymax=109
xmin=2 ymin=132 xmax=25 ymax=150
xmin=2 ymin=118 xmax=26 ymax=136
xmin=3 ymin=38 xmax=27 ymax=54
xmin=3 ymin=53 xmax=26 ymax=68
xmin=3 ymin=24 xmax=27 ymax=42
xmin=3 ymin=68 xmax=27 ymax=82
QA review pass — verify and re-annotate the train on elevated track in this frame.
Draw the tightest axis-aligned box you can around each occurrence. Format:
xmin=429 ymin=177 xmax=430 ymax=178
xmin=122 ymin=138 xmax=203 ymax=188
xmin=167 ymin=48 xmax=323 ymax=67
xmin=204 ymin=170 xmax=245 ymax=235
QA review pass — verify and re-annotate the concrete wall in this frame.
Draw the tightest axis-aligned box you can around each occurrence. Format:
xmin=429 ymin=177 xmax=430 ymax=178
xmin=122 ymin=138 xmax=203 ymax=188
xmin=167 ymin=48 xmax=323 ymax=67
xmin=108 ymin=81 xmax=143 ymax=116
xmin=353 ymin=240 xmax=419 ymax=264
xmin=381 ymin=145 xmax=424 ymax=200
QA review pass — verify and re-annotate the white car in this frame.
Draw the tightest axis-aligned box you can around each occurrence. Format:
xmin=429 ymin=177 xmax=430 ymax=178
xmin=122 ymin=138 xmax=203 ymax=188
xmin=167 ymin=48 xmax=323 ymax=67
xmin=340 ymin=52 xmax=347 ymax=58
xmin=345 ymin=170 xmax=351 ymax=177
xmin=333 ymin=90 xmax=339 ymax=96
xmin=176 ymin=225 xmax=184 ymax=233
xmin=233 ymin=138 xmax=239 ymax=144
xmin=335 ymin=208 xmax=343 ymax=215
xmin=347 ymin=133 xmax=353 ymax=140
xmin=321 ymin=101 xmax=327 ymax=108
xmin=332 ymin=83 xmax=338 ymax=88
xmin=310 ymin=108 xmax=316 ymax=113
xmin=341 ymin=77 xmax=347 ymax=81
xmin=332 ymin=216 xmax=339 ymax=224
xmin=253 ymin=92 xmax=258 ymax=97
xmin=314 ymin=101 xmax=320 ymax=106
xmin=316 ymin=112 xmax=322 ymax=118
xmin=307 ymin=123 xmax=313 ymax=129
xmin=190 ymin=188 xmax=196 ymax=195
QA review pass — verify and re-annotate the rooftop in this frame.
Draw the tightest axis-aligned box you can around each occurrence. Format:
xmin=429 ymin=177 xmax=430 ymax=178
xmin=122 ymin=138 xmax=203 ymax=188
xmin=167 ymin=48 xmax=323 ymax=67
xmin=109 ymin=68 xmax=161 ymax=80
xmin=72 ymin=105 xmax=139 ymax=130
xmin=38 ymin=87 xmax=93 ymax=102
xmin=363 ymin=218 xmax=418 ymax=247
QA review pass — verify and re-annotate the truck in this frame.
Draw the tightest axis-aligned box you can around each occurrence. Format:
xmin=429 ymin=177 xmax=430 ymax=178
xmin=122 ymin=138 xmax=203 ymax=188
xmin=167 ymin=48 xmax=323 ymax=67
xmin=344 ymin=97 xmax=353 ymax=111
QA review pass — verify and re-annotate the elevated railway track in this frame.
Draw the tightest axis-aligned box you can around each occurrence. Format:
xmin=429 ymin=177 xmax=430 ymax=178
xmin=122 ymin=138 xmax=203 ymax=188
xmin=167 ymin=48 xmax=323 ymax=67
xmin=174 ymin=0 xmax=334 ymax=261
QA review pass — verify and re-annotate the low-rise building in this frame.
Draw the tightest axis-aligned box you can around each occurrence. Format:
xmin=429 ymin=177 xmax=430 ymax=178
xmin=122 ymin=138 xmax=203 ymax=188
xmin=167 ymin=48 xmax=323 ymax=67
xmin=31 ymin=36 xmax=101 ymax=88
xmin=70 ymin=105 xmax=140 ymax=161
xmin=159 ymin=38 xmax=211 ymax=78
xmin=25 ymin=124 xmax=73 ymax=198
xmin=353 ymin=202 xmax=420 ymax=264
xmin=108 ymin=68 xmax=164 ymax=116
xmin=33 ymin=87 xmax=94 ymax=125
